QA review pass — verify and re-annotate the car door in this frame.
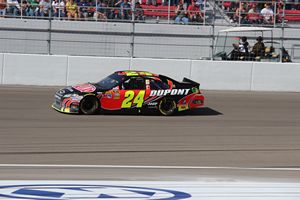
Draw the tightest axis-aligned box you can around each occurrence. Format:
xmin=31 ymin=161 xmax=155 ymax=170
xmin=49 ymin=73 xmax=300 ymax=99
xmin=100 ymin=76 xmax=146 ymax=110
xmin=120 ymin=77 xmax=146 ymax=109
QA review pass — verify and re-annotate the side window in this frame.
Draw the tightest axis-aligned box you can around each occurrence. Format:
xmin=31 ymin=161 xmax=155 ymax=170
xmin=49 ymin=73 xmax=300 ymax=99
xmin=150 ymin=79 xmax=169 ymax=90
xmin=122 ymin=77 xmax=145 ymax=90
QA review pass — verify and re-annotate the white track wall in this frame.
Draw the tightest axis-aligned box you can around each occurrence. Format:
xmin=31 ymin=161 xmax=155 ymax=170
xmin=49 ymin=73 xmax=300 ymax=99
xmin=1 ymin=53 xmax=300 ymax=92
xmin=67 ymin=56 xmax=131 ymax=85
xmin=0 ymin=54 xmax=3 ymax=85
xmin=2 ymin=54 xmax=68 ymax=86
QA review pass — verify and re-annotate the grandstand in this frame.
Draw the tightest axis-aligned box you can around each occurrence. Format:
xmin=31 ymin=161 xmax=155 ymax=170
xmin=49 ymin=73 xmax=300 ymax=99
xmin=0 ymin=0 xmax=300 ymax=62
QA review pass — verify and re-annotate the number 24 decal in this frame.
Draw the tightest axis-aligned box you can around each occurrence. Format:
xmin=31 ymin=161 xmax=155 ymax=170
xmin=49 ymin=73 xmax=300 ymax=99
xmin=121 ymin=90 xmax=145 ymax=108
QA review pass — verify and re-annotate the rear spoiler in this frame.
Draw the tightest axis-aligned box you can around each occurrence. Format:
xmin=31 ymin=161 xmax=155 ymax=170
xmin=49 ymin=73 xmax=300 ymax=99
xmin=182 ymin=77 xmax=200 ymax=88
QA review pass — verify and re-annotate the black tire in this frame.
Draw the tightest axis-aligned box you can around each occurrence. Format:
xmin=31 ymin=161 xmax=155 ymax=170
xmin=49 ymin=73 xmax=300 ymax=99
xmin=79 ymin=96 xmax=99 ymax=115
xmin=158 ymin=98 xmax=177 ymax=116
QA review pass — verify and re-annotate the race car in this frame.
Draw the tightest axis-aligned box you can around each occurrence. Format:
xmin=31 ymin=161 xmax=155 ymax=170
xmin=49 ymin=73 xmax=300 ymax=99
xmin=52 ymin=70 xmax=205 ymax=116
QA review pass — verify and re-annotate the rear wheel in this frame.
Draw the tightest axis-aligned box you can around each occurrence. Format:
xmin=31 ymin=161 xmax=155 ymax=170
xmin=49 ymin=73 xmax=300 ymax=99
xmin=80 ymin=96 xmax=99 ymax=115
xmin=158 ymin=98 xmax=177 ymax=116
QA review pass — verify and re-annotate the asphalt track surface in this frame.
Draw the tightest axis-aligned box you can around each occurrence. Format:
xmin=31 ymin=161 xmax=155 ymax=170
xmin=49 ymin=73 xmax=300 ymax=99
xmin=0 ymin=85 xmax=300 ymax=182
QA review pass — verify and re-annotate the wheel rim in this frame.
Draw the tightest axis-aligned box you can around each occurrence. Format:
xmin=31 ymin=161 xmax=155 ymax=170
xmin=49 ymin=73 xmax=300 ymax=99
xmin=159 ymin=98 xmax=176 ymax=115
xmin=81 ymin=97 xmax=98 ymax=114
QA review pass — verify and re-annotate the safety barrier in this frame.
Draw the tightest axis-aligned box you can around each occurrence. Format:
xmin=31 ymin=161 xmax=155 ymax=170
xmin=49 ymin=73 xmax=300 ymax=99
xmin=1 ymin=53 xmax=300 ymax=92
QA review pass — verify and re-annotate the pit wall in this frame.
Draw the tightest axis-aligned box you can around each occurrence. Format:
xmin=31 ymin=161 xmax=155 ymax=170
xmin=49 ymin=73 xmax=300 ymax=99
xmin=1 ymin=53 xmax=300 ymax=92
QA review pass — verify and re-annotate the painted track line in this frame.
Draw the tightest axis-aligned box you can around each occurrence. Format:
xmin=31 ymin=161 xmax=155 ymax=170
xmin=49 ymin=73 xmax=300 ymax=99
xmin=1 ymin=164 xmax=300 ymax=171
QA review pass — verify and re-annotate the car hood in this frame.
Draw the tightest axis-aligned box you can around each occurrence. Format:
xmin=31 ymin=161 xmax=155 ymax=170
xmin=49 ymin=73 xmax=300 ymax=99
xmin=56 ymin=83 xmax=107 ymax=98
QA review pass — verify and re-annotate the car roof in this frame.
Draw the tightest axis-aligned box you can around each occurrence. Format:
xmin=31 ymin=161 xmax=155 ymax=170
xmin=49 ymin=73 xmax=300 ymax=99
xmin=115 ymin=70 xmax=159 ymax=77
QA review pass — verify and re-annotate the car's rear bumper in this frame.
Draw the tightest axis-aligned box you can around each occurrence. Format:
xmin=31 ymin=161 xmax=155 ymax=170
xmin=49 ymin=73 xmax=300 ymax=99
xmin=177 ymin=93 xmax=205 ymax=112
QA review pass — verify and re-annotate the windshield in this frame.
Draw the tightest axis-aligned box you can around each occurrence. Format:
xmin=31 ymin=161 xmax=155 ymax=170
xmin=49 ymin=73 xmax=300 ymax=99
xmin=214 ymin=35 xmax=240 ymax=56
xmin=96 ymin=73 xmax=126 ymax=90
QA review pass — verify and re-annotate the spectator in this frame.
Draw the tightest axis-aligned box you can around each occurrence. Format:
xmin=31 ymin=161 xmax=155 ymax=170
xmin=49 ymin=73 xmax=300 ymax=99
xmin=238 ymin=36 xmax=249 ymax=59
xmin=94 ymin=0 xmax=108 ymax=20
xmin=134 ymin=2 xmax=145 ymax=21
xmin=52 ymin=0 xmax=66 ymax=19
xmin=120 ymin=0 xmax=131 ymax=20
xmin=230 ymin=43 xmax=240 ymax=60
xmin=195 ymin=0 xmax=204 ymax=10
xmin=174 ymin=0 xmax=188 ymax=24
xmin=233 ymin=1 xmax=247 ymax=24
xmin=228 ymin=0 xmax=240 ymax=22
xmin=7 ymin=0 xmax=20 ymax=16
xmin=247 ymin=3 xmax=262 ymax=24
xmin=37 ymin=0 xmax=51 ymax=18
xmin=183 ymin=0 xmax=191 ymax=10
xmin=251 ymin=36 xmax=265 ymax=58
xmin=66 ymin=0 xmax=78 ymax=20
xmin=0 ymin=0 xmax=6 ymax=17
xmin=187 ymin=0 xmax=203 ymax=23
xmin=113 ymin=0 xmax=131 ymax=20
xmin=22 ymin=0 xmax=34 ymax=16
xmin=248 ymin=3 xmax=258 ymax=14
xmin=147 ymin=0 xmax=156 ymax=6
xmin=77 ymin=0 xmax=89 ymax=20
xmin=260 ymin=3 xmax=274 ymax=24
xmin=28 ymin=0 xmax=39 ymax=16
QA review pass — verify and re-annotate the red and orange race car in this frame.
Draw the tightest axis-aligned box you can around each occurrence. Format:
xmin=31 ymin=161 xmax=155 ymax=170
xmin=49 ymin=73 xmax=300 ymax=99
xmin=52 ymin=70 xmax=205 ymax=116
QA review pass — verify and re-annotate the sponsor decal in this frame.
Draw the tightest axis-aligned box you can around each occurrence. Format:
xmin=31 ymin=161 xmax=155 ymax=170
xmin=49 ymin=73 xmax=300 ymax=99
xmin=0 ymin=184 xmax=191 ymax=200
xmin=121 ymin=91 xmax=145 ymax=108
xmin=104 ymin=91 xmax=113 ymax=99
xmin=55 ymin=94 xmax=62 ymax=100
xmin=119 ymin=71 xmax=156 ymax=77
xmin=150 ymin=89 xmax=190 ymax=97
xmin=191 ymin=87 xmax=199 ymax=93
xmin=147 ymin=102 xmax=158 ymax=106
xmin=73 ymin=84 xmax=96 ymax=93
xmin=113 ymin=90 xmax=120 ymax=100
xmin=66 ymin=87 xmax=74 ymax=92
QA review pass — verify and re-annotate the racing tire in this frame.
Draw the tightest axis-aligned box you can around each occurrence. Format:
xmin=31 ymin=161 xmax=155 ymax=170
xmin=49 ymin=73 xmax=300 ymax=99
xmin=79 ymin=96 xmax=100 ymax=115
xmin=158 ymin=98 xmax=177 ymax=116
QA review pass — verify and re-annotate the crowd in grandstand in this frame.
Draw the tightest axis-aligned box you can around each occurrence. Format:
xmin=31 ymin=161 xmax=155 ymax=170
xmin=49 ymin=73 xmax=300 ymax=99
xmin=0 ymin=0 xmax=299 ymax=24
xmin=223 ymin=0 xmax=300 ymax=24
xmin=0 ymin=0 xmax=204 ymax=22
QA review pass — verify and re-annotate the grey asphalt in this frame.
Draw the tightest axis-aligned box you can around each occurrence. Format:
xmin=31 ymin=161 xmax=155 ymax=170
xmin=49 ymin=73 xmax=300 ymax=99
xmin=0 ymin=85 xmax=300 ymax=181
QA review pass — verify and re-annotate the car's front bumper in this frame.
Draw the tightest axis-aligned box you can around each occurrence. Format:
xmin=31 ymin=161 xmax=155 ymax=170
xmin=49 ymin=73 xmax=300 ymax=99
xmin=52 ymin=94 xmax=80 ymax=114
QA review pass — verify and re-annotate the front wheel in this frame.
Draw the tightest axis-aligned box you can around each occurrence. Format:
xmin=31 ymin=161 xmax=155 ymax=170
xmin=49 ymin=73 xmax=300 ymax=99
xmin=158 ymin=98 xmax=177 ymax=116
xmin=80 ymin=96 xmax=99 ymax=115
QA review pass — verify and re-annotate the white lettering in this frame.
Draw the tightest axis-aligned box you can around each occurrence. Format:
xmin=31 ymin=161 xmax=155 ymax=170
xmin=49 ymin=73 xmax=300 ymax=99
xmin=150 ymin=90 xmax=157 ymax=96
xmin=149 ymin=89 xmax=190 ymax=97
xmin=184 ymin=89 xmax=190 ymax=95
xmin=163 ymin=89 xmax=171 ymax=96
xmin=157 ymin=90 xmax=164 ymax=96
xmin=177 ymin=89 xmax=185 ymax=95
xmin=171 ymin=89 xmax=178 ymax=95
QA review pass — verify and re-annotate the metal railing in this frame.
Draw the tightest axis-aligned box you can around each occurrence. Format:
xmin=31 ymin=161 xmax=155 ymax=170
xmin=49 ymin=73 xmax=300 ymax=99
xmin=0 ymin=0 xmax=299 ymax=62
xmin=0 ymin=1 xmax=299 ymax=26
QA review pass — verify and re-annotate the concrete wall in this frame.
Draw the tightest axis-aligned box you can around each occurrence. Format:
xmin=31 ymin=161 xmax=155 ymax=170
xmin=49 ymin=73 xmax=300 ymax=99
xmin=252 ymin=62 xmax=300 ymax=92
xmin=131 ymin=58 xmax=191 ymax=82
xmin=0 ymin=54 xmax=3 ymax=85
xmin=1 ymin=19 xmax=300 ymax=62
xmin=2 ymin=54 xmax=68 ymax=86
xmin=67 ymin=56 xmax=130 ymax=85
xmin=191 ymin=60 xmax=253 ymax=91
xmin=1 ymin=53 xmax=300 ymax=92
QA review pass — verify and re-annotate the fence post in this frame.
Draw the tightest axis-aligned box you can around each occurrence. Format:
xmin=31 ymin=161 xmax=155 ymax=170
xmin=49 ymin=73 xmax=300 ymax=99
xmin=211 ymin=0 xmax=215 ymax=60
xmin=280 ymin=1 xmax=286 ymax=63
xmin=48 ymin=0 xmax=53 ymax=55
xmin=273 ymin=1 xmax=277 ymax=28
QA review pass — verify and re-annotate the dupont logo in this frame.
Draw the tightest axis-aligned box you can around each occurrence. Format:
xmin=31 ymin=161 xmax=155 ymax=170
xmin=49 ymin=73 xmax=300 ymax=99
xmin=0 ymin=184 xmax=191 ymax=200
